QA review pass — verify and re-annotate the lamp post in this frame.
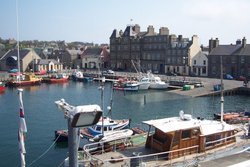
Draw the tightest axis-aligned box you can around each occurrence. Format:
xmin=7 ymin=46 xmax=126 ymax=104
xmin=55 ymin=99 xmax=102 ymax=167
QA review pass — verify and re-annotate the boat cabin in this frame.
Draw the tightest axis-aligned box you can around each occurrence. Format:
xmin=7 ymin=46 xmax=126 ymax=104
xmin=144 ymin=114 xmax=236 ymax=159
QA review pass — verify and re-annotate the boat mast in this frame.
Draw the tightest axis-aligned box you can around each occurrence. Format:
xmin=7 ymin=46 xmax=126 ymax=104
xmin=220 ymin=56 xmax=224 ymax=123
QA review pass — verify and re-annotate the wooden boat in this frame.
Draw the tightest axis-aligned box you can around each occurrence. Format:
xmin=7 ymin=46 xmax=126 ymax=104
xmin=73 ymin=111 xmax=244 ymax=167
xmin=43 ymin=73 xmax=69 ymax=83
xmin=6 ymin=73 xmax=42 ymax=87
xmin=214 ymin=111 xmax=250 ymax=124
xmin=0 ymin=82 xmax=6 ymax=93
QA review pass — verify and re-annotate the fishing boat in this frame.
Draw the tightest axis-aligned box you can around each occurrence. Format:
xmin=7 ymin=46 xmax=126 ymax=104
xmin=71 ymin=71 xmax=93 ymax=82
xmin=0 ymin=82 xmax=6 ymax=93
xmin=43 ymin=73 xmax=69 ymax=83
xmin=6 ymin=73 xmax=42 ymax=87
xmin=113 ymin=78 xmax=139 ymax=91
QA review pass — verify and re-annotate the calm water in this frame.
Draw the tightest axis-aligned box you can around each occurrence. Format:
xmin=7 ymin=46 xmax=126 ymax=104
xmin=0 ymin=81 xmax=250 ymax=167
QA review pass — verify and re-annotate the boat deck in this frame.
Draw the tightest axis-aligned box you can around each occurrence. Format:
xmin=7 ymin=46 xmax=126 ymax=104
xmin=199 ymin=152 xmax=250 ymax=167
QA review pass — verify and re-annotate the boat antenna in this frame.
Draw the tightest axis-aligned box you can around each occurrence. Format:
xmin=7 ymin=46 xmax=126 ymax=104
xmin=16 ymin=0 xmax=21 ymax=83
xmin=220 ymin=56 xmax=224 ymax=123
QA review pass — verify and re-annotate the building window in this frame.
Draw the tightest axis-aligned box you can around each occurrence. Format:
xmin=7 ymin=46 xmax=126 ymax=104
xmin=202 ymin=67 xmax=206 ymax=74
xmin=203 ymin=60 xmax=206 ymax=65
xmin=241 ymin=56 xmax=245 ymax=63
xmin=231 ymin=56 xmax=236 ymax=64
xmin=194 ymin=60 xmax=196 ymax=65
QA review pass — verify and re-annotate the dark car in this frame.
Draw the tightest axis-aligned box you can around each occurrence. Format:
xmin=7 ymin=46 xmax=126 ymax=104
xmin=166 ymin=71 xmax=177 ymax=76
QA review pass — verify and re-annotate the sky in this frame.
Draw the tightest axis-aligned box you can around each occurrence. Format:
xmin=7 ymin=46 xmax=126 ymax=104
xmin=0 ymin=0 xmax=250 ymax=46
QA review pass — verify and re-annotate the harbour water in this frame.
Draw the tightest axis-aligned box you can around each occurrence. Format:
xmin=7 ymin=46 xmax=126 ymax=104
xmin=0 ymin=81 xmax=249 ymax=166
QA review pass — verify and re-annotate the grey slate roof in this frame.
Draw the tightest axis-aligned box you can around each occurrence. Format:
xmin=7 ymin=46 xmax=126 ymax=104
xmin=84 ymin=48 xmax=102 ymax=56
xmin=1 ymin=49 xmax=30 ymax=60
xmin=37 ymin=59 xmax=61 ymax=65
xmin=209 ymin=45 xmax=242 ymax=55
xmin=234 ymin=44 xmax=250 ymax=55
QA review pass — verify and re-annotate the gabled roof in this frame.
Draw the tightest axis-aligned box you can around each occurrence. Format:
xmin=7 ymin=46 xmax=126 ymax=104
xmin=83 ymin=48 xmax=102 ymax=56
xmin=37 ymin=59 xmax=61 ymax=65
xmin=234 ymin=44 xmax=250 ymax=55
xmin=1 ymin=49 xmax=30 ymax=60
xmin=209 ymin=45 xmax=242 ymax=55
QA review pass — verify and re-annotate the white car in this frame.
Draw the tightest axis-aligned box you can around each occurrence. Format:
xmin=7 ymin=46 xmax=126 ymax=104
xmin=107 ymin=70 xmax=114 ymax=74
xmin=102 ymin=70 xmax=114 ymax=75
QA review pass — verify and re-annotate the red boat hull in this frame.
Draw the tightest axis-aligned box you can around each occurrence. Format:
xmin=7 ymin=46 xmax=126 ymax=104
xmin=0 ymin=86 xmax=5 ymax=92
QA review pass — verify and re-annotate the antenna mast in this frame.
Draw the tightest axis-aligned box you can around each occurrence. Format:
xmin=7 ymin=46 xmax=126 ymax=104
xmin=220 ymin=56 xmax=224 ymax=123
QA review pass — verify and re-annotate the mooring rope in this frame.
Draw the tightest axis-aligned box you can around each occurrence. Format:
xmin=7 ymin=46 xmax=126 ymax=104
xmin=27 ymin=133 xmax=61 ymax=166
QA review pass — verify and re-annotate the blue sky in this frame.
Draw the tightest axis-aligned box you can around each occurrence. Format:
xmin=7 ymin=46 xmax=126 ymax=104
xmin=1 ymin=0 xmax=250 ymax=46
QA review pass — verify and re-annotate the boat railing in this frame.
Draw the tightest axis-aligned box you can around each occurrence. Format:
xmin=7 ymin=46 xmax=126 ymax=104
xmin=82 ymin=145 xmax=200 ymax=166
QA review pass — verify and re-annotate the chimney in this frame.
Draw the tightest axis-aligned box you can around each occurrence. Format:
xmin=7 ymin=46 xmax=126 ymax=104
xmin=159 ymin=27 xmax=169 ymax=35
xmin=209 ymin=38 xmax=219 ymax=53
xmin=178 ymin=35 xmax=183 ymax=41
xmin=147 ymin=25 xmax=155 ymax=35
xmin=242 ymin=37 xmax=247 ymax=47
xmin=236 ymin=39 xmax=241 ymax=45
xmin=134 ymin=24 xmax=140 ymax=34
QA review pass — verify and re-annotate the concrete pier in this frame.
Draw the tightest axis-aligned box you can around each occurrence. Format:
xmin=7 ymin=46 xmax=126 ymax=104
xmin=168 ymin=77 xmax=245 ymax=97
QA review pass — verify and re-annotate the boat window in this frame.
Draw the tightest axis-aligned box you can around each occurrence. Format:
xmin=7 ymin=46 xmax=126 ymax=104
xmin=172 ymin=131 xmax=180 ymax=147
xmin=181 ymin=130 xmax=191 ymax=139
xmin=103 ymin=126 xmax=108 ymax=131
xmin=96 ymin=126 xmax=101 ymax=131
xmin=192 ymin=128 xmax=200 ymax=137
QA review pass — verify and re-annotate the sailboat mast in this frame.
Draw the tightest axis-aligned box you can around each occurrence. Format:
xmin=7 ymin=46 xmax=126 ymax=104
xmin=220 ymin=56 xmax=224 ymax=123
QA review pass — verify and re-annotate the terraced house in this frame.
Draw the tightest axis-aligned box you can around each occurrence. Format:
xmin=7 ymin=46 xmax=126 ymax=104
xmin=110 ymin=24 xmax=203 ymax=75
xmin=208 ymin=37 xmax=250 ymax=79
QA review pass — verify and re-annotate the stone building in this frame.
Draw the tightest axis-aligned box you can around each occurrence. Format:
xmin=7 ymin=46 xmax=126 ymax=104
xmin=110 ymin=24 xmax=202 ymax=75
xmin=0 ymin=49 xmax=41 ymax=72
xmin=208 ymin=37 xmax=250 ymax=79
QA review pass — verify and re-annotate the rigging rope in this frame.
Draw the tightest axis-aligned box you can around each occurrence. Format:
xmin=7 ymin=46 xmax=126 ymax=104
xmin=27 ymin=133 xmax=62 ymax=166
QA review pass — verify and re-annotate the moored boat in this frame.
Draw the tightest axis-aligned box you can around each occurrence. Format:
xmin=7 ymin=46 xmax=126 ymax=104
xmin=6 ymin=73 xmax=42 ymax=87
xmin=87 ymin=116 xmax=130 ymax=138
xmin=72 ymin=71 xmax=93 ymax=82
xmin=113 ymin=78 xmax=139 ymax=91
xmin=0 ymin=82 xmax=6 ymax=93
xmin=43 ymin=73 xmax=69 ymax=83
xmin=74 ymin=111 xmax=245 ymax=167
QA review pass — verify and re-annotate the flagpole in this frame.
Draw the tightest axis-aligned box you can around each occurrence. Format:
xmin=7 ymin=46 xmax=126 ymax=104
xmin=18 ymin=88 xmax=27 ymax=167
xmin=16 ymin=0 xmax=21 ymax=82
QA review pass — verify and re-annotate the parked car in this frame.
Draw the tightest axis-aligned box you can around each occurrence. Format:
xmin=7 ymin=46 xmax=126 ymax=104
xmin=237 ymin=76 xmax=246 ymax=81
xmin=102 ymin=70 xmax=114 ymax=75
xmin=166 ymin=71 xmax=177 ymax=76
xmin=224 ymin=74 xmax=233 ymax=80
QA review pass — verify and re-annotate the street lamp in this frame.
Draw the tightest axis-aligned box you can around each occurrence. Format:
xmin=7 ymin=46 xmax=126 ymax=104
xmin=55 ymin=99 xmax=102 ymax=167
